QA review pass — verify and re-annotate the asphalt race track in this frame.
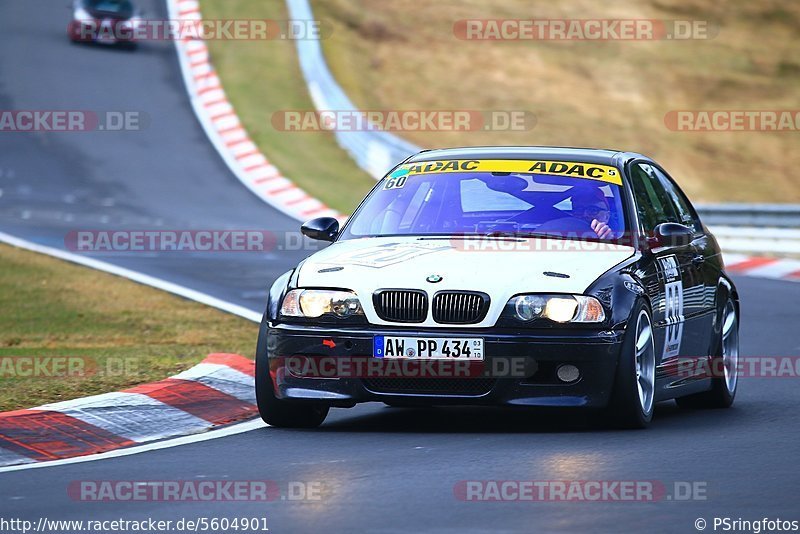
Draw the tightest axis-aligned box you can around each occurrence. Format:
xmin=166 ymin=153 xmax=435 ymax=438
xmin=0 ymin=0 xmax=308 ymax=310
xmin=1 ymin=2 xmax=799 ymax=533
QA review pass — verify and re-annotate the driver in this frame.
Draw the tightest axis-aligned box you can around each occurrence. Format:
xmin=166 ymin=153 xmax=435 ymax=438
xmin=570 ymin=188 xmax=614 ymax=239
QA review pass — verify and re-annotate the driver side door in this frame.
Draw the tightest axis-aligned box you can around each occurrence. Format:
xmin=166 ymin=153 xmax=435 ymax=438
xmin=627 ymin=163 xmax=707 ymax=362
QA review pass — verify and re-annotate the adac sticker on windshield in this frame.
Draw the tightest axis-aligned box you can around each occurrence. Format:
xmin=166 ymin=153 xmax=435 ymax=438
xmin=390 ymin=159 xmax=622 ymax=185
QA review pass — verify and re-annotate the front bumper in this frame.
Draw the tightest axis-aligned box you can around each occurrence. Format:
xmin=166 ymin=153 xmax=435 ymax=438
xmin=263 ymin=323 xmax=625 ymax=408
xmin=68 ymin=19 xmax=138 ymax=43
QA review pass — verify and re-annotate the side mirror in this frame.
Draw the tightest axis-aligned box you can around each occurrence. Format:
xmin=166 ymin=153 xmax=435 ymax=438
xmin=649 ymin=222 xmax=693 ymax=248
xmin=300 ymin=217 xmax=339 ymax=242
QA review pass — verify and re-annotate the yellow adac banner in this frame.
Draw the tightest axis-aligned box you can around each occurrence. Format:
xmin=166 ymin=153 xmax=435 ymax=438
xmin=391 ymin=159 xmax=622 ymax=185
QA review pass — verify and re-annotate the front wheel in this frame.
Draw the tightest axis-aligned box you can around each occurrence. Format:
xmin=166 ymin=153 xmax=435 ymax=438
xmin=608 ymin=302 xmax=656 ymax=429
xmin=676 ymin=297 xmax=738 ymax=409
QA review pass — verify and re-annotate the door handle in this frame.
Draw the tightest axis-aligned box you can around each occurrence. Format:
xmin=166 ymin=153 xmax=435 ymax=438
xmin=692 ymin=255 xmax=705 ymax=267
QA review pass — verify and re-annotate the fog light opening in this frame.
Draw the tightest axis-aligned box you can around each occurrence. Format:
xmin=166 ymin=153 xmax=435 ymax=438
xmin=556 ymin=364 xmax=580 ymax=383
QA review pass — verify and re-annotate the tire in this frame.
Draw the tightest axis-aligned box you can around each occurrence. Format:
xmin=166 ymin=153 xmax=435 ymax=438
xmin=608 ymin=301 xmax=656 ymax=429
xmin=255 ymin=329 xmax=329 ymax=428
xmin=676 ymin=296 xmax=738 ymax=409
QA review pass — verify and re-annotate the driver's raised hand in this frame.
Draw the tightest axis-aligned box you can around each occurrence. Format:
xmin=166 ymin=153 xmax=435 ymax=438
xmin=591 ymin=219 xmax=613 ymax=239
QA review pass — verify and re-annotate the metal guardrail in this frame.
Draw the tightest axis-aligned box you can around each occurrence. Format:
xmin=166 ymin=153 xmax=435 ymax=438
xmin=696 ymin=204 xmax=800 ymax=228
xmin=286 ymin=0 xmax=419 ymax=179
xmin=710 ymin=226 xmax=800 ymax=255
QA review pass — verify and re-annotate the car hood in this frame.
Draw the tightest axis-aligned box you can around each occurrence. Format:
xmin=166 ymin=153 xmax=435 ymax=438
xmin=297 ymin=236 xmax=635 ymax=328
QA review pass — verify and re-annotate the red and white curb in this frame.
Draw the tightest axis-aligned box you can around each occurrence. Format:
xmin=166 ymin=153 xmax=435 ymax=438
xmin=167 ymin=0 xmax=343 ymax=223
xmin=0 ymin=353 xmax=256 ymax=468
xmin=724 ymin=254 xmax=800 ymax=282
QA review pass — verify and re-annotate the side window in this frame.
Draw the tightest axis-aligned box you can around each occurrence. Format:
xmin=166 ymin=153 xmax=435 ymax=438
xmin=627 ymin=163 xmax=679 ymax=234
xmin=651 ymin=167 xmax=701 ymax=233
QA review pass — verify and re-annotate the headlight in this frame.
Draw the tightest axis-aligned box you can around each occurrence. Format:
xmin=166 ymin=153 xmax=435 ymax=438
xmin=510 ymin=294 xmax=605 ymax=323
xmin=280 ymin=289 xmax=363 ymax=319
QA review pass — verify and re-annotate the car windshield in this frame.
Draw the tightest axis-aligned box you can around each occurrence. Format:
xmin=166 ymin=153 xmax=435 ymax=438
xmin=85 ymin=0 xmax=134 ymax=16
xmin=341 ymin=160 xmax=628 ymax=242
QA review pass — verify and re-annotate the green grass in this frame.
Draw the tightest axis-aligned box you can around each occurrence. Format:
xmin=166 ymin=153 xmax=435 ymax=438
xmin=199 ymin=0 xmax=377 ymax=214
xmin=0 ymin=244 xmax=258 ymax=411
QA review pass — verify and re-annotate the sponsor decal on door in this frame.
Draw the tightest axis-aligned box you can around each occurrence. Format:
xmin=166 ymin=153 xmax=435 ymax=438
xmin=658 ymin=255 xmax=684 ymax=358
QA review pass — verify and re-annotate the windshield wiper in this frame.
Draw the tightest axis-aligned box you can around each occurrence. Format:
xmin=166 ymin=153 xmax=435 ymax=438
xmin=483 ymin=230 xmax=564 ymax=240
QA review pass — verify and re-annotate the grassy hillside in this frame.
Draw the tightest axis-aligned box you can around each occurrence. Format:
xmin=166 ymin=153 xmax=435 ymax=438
xmin=312 ymin=0 xmax=799 ymax=203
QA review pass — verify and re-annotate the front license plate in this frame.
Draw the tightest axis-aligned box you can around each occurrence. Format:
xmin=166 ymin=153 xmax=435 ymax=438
xmin=373 ymin=336 xmax=484 ymax=360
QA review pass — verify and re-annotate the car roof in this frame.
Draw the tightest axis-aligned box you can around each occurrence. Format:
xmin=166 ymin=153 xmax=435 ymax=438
xmin=406 ymin=146 xmax=653 ymax=168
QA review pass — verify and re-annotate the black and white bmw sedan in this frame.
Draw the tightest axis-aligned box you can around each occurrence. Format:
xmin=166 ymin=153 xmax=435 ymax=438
xmin=68 ymin=0 xmax=143 ymax=46
xmin=256 ymin=146 xmax=740 ymax=429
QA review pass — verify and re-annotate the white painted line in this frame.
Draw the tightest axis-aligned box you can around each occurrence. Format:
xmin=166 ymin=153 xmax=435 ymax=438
xmin=239 ymin=154 xmax=267 ymax=168
xmin=184 ymin=39 xmax=205 ymax=52
xmin=206 ymin=102 xmax=233 ymax=117
xmin=213 ymin=115 xmax=240 ymax=130
xmin=230 ymin=141 xmax=258 ymax=156
xmin=0 ymin=419 xmax=267 ymax=474
xmin=191 ymin=63 xmax=212 ymax=76
xmin=250 ymin=166 xmax=279 ymax=180
xmin=220 ymin=129 xmax=247 ymax=144
xmin=199 ymin=89 xmax=225 ymax=103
